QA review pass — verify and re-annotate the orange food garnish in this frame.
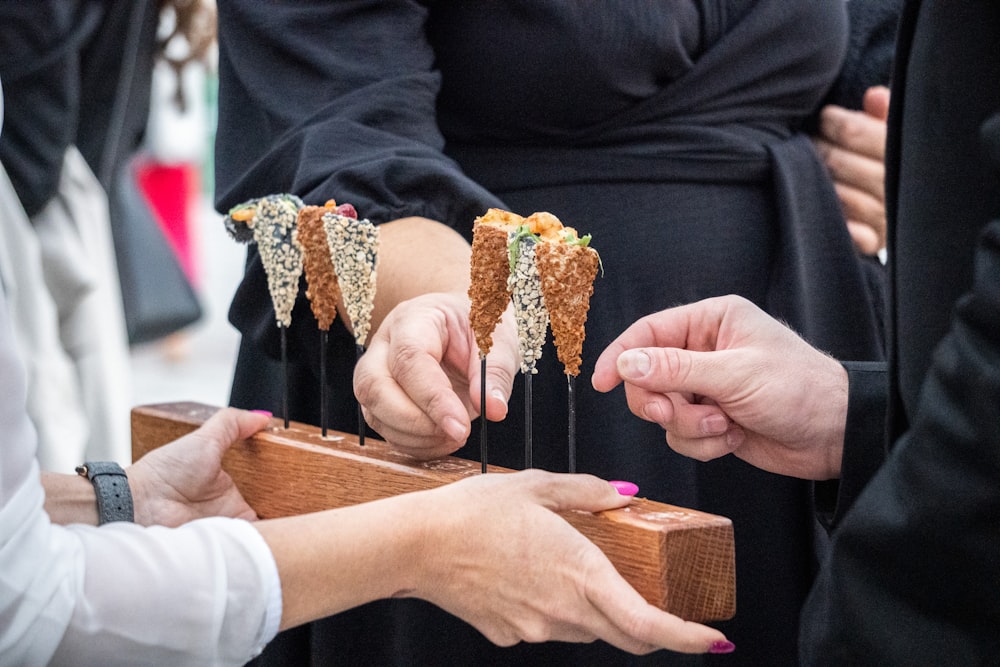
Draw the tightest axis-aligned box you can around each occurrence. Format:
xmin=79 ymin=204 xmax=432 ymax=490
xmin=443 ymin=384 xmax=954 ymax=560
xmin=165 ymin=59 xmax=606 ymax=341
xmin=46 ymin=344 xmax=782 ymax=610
xmin=230 ymin=208 xmax=256 ymax=222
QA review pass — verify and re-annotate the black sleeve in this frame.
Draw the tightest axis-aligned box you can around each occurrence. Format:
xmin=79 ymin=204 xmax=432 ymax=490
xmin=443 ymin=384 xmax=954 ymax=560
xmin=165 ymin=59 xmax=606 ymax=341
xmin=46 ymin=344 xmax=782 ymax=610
xmin=814 ymin=360 xmax=888 ymax=529
xmin=215 ymin=1 xmax=507 ymax=363
xmin=214 ymin=0 xmax=502 ymax=226
xmin=0 ymin=2 xmax=100 ymax=216
xmin=801 ymin=184 xmax=1000 ymax=663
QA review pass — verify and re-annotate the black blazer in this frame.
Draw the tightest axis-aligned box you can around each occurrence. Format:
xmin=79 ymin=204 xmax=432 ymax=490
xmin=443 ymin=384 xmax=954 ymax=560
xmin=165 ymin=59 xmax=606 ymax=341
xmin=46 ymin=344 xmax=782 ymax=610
xmin=801 ymin=0 xmax=1000 ymax=663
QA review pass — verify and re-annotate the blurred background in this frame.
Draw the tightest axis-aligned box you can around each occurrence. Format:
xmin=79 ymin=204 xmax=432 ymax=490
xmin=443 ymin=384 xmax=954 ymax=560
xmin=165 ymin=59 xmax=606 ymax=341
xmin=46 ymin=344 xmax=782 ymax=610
xmin=0 ymin=0 xmax=243 ymax=467
xmin=124 ymin=0 xmax=242 ymax=409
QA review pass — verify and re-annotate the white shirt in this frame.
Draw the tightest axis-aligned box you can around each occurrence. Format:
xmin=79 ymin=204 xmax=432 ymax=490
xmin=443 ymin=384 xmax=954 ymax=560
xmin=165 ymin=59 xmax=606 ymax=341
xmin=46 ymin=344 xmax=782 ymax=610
xmin=0 ymin=285 xmax=282 ymax=665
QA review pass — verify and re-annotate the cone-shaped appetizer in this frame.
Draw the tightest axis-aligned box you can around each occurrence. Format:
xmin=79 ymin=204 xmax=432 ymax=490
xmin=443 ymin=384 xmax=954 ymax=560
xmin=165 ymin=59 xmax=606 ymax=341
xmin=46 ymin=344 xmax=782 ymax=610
xmin=323 ymin=205 xmax=379 ymax=347
xmin=224 ymin=194 xmax=305 ymax=328
xmin=224 ymin=193 xmax=305 ymax=429
xmin=298 ymin=200 xmax=343 ymax=332
xmin=507 ymin=225 xmax=548 ymax=374
xmin=469 ymin=208 xmax=522 ymax=357
xmin=531 ymin=212 xmax=600 ymax=377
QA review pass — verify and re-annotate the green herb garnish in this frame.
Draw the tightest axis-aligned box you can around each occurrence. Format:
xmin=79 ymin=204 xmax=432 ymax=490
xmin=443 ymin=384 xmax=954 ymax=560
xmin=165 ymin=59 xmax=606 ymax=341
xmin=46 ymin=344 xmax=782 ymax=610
xmin=508 ymin=224 xmax=539 ymax=272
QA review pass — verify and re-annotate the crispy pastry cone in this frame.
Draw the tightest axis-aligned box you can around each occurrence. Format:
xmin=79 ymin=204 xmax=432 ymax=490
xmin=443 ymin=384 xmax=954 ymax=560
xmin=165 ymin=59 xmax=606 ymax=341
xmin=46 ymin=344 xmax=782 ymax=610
xmin=533 ymin=215 xmax=600 ymax=376
xmin=469 ymin=208 xmax=523 ymax=357
xmin=298 ymin=203 xmax=343 ymax=331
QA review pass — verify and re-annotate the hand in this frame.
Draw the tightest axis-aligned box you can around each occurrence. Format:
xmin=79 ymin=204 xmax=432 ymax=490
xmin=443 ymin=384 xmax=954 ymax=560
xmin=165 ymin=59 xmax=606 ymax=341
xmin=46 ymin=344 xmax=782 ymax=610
xmin=591 ymin=295 xmax=848 ymax=480
xmin=813 ymin=85 xmax=891 ymax=255
xmin=127 ymin=408 xmax=272 ymax=526
xmin=354 ymin=292 xmax=518 ymax=459
xmin=410 ymin=470 xmax=732 ymax=654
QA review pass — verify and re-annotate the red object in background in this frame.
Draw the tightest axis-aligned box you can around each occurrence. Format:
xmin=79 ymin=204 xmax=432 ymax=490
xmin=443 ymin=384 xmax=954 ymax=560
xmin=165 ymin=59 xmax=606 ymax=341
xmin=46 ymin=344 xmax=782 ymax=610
xmin=135 ymin=160 xmax=201 ymax=287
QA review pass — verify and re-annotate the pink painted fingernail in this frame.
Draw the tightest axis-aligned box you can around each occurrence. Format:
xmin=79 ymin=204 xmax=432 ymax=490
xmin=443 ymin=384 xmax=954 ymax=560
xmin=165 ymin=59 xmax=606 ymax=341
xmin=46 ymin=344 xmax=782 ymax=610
xmin=609 ymin=480 xmax=639 ymax=496
xmin=251 ymin=410 xmax=273 ymax=418
xmin=709 ymin=640 xmax=736 ymax=654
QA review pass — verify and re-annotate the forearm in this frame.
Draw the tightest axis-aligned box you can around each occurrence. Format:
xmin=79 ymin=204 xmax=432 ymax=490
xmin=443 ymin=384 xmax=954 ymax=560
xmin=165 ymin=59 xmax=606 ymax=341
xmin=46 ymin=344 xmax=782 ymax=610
xmin=41 ymin=471 xmax=100 ymax=526
xmin=369 ymin=216 xmax=472 ymax=336
xmin=256 ymin=491 xmax=427 ymax=630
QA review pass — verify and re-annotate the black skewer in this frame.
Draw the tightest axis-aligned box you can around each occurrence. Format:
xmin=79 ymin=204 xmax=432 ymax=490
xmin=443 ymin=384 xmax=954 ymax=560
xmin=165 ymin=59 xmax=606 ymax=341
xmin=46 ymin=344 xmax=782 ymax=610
xmin=356 ymin=343 xmax=366 ymax=446
xmin=281 ymin=324 xmax=290 ymax=429
xmin=524 ymin=372 xmax=533 ymax=469
xmin=480 ymin=356 xmax=488 ymax=473
xmin=567 ymin=375 xmax=576 ymax=473
xmin=320 ymin=330 xmax=329 ymax=437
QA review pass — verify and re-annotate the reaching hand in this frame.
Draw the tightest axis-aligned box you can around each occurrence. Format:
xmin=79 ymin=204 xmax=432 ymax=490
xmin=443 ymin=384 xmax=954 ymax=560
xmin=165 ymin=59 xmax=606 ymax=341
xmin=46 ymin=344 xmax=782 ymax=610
xmin=592 ymin=295 xmax=848 ymax=480
xmin=354 ymin=292 xmax=519 ymax=459
xmin=410 ymin=470 xmax=733 ymax=655
xmin=127 ymin=408 xmax=272 ymax=526
xmin=813 ymin=85 xmax=891 ymax=256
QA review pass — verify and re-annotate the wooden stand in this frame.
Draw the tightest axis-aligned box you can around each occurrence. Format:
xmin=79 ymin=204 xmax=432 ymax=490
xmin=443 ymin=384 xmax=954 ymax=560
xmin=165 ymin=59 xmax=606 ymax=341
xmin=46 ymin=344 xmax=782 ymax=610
xmin=131 ymin=402 xmax=736 ymax=622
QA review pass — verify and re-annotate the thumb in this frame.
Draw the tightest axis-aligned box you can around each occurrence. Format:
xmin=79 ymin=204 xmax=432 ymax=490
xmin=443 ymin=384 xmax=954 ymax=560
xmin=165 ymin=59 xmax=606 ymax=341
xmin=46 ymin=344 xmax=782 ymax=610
xmin=616 ymin=347 xmax=732 ymax=399
xmin=198 ymin=407 xmax=273 ymax=454
xmin=471 ymin=332 xmax=519 ymax=422
xmin=533 ymin=472 xmax=633 ymax=514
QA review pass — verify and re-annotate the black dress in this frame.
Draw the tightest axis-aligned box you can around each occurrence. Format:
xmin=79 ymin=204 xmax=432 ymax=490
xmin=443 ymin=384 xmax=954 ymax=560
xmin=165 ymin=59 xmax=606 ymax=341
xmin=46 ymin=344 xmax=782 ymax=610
xmin=215 ymin=2 xmax=892 ymax=664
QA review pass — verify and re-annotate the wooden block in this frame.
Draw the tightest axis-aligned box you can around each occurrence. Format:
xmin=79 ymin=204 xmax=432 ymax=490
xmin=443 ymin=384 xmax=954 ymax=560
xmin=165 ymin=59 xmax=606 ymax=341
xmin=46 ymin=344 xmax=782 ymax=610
xmin=131 ymin=402 xmax=736 ymax=622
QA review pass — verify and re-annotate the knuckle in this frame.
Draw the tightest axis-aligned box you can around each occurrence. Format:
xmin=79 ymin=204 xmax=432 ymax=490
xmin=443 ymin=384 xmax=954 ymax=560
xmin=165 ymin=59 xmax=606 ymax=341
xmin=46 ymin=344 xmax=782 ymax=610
xmin=353 ymin=371 xmax=375 ymax=404
xmin=658 ymin=347 xmax=690 ymax=382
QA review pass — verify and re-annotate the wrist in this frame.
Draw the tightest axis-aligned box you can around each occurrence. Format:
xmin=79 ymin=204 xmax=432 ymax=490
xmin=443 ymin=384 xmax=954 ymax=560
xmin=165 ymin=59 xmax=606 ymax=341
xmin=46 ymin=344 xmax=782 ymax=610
xmin=42 ymin=471 xmax=101 ymax=525
xmin=124 ymin=463 xmax=152 ymax=526
xmin=75 ymin=461 xmax=134 ymax=525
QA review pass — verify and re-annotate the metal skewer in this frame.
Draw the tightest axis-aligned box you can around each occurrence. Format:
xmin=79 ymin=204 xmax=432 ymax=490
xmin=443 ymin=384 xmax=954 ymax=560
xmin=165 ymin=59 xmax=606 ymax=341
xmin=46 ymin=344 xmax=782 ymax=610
xmin=480 ymin=356 xmax=488 ymax=473
xmin=567 ymin=375 xmax=576 ymax=473
xmin=356 ymin=343 xmax=366 ymax=446
xmin=524 ymin=372 xmax=533 ymax=469
xmin=281 ymin=323 xmax=290 ymax=429
xmin=319 ymin=330 xmax=329 ymax=437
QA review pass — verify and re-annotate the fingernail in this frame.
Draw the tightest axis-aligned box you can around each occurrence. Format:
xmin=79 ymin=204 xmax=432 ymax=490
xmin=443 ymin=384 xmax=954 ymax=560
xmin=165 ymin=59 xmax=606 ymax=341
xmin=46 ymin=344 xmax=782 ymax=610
xmin=618 ymin=350 xmax=650 ymax=379
xmin=609 ymin=480 xmax=639 ymax=496
xmin=490 ymin=387 xmax=508 ymax=408
xmin=251 ymin=409 xmax=273 ymax=418
xmin=709 ymin=640 xmax=736 ymax=654
xmin=701 ymin=414 xmax=728 ymax=435
xmin=442 ymin=416 xmax=467 ymax=442
xmin=644 ymin=400 xmax=664 ymax=423
xmin=726 ymin=427 xmax=745 ymax=450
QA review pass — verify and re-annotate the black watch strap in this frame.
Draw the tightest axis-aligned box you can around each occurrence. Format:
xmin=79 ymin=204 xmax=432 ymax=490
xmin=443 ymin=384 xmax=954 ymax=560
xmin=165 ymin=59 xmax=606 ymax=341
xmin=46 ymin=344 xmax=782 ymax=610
xmin=75 ymin=461 xmax=134 ymax=525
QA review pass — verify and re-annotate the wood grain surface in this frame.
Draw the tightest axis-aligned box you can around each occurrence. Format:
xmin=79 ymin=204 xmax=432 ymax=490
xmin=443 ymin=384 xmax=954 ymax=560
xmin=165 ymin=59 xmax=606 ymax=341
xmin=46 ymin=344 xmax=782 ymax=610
xmin=131 ymin=402 xmax=736 ymax=622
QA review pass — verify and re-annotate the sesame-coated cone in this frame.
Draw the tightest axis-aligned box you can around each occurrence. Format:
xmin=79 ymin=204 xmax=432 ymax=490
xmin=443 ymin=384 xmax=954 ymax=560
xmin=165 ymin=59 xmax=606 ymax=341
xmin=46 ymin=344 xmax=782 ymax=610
xmin=298 ymin=205 xmax=343 ymax=331
xmin=508 ymin=235 xmax=548 ymax=373
xmin=324 ymin=213 xmax=379 ymax=346
xmin=252 ymin=195 xmax=304 ymax=328
xmin=535 ymin=242 xmax=599 ymax=376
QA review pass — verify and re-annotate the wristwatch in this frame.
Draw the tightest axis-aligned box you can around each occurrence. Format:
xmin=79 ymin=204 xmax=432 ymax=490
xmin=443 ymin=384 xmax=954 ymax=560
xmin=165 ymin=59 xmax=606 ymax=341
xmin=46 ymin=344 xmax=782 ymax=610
xmin=75 ymin=461 xmax=134 ymax=525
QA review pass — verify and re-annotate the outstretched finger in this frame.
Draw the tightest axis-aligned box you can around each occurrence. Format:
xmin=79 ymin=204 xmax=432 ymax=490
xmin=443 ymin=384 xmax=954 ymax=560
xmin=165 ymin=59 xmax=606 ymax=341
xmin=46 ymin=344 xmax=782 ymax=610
xmin=584 ymin=559 xmax=734 ymax=655
xmin=194 ymin=407 xmax=273 ymax=456
xmin=469 ymin=314 xmax=519 ymax=422
xmin=614 ymin=347 xmax=740 ymax=402
xmin=593 ymin=297 xmax=741 ymax=393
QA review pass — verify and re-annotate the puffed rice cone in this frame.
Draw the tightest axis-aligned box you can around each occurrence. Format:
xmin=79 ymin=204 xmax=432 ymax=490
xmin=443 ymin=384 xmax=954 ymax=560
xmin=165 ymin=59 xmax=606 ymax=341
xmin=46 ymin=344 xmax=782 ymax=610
xmin=536 ymin=242 xmax=599 ymax=376
xmin=298 ymin=205 xmax=343 ymax=331
xmin=468 ymin=222 xmax=512 ymax=356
